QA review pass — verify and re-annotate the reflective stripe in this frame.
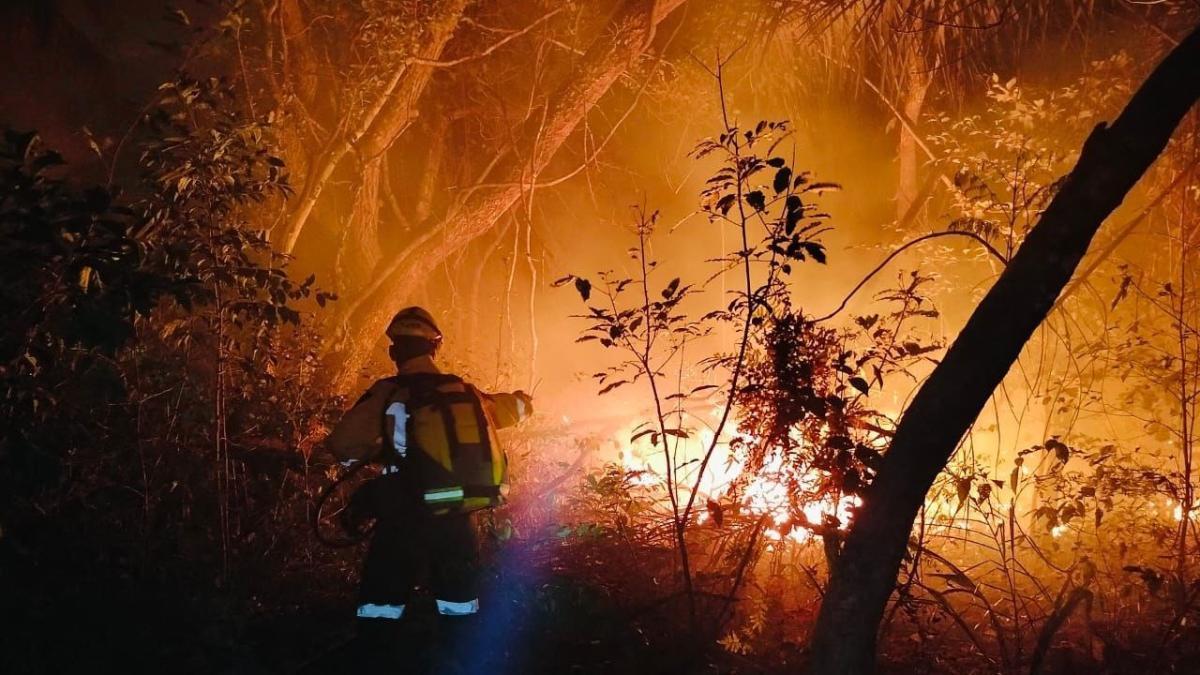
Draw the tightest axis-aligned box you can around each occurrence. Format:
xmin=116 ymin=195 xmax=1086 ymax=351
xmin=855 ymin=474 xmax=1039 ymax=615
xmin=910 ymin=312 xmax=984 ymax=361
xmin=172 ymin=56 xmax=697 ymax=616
xmin=436 ymin=598 xmax=479 ymax=616
xmin=516 ymin=397 xmax=528 ymax=419
xmin=424 ymin=487 xmax=465 ymax=503
xmin=385 ymin=402 xmax=408 ymax=458
xmin=357 ymin=603 xmax=405 ymax=619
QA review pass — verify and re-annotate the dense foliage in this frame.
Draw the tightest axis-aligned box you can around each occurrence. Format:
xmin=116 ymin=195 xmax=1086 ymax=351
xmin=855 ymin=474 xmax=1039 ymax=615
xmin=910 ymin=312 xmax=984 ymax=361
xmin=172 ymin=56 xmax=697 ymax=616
xmin=2 ymin=2 xmax=1200 ymax=673
xmin=0 ymin=79 xmax=348 ymax=671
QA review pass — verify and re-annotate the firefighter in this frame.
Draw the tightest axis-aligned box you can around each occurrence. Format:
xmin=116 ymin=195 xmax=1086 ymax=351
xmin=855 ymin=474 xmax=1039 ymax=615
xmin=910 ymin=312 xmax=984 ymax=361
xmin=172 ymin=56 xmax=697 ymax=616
xmin=326 ymin=306 xmax=532 ymax=668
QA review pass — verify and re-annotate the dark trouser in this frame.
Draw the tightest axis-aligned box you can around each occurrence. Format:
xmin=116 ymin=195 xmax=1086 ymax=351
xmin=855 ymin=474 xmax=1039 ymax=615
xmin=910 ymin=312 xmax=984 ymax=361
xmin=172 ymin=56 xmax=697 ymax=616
xmin=355 ymin=473 xmax=482 ymax=619
xmin=300 ymin=476 xmax=484 ymax=674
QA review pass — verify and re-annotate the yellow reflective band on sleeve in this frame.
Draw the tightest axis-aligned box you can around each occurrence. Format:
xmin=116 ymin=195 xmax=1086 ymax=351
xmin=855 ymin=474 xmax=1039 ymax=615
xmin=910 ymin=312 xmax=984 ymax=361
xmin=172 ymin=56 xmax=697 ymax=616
xmin=424 ymin=487 xmax=465 ymax=503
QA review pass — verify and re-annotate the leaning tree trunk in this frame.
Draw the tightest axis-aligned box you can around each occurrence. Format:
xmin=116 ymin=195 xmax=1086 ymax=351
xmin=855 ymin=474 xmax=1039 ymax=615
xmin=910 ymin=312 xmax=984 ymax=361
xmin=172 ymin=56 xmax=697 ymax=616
xmin=276 ymin=0 xmax=468 ymax=253
xmin=807 ymin=24 xmax=1200 ymax=675
xmin=338 ymin=108 xmax=452 ymax=300
xmin=327 ymin=0 xmax=687 ymax=392
xmin=335 ymin=156 xmax=385 ymax=297
xmin=278 ymin=0 xmax=319 ymax=110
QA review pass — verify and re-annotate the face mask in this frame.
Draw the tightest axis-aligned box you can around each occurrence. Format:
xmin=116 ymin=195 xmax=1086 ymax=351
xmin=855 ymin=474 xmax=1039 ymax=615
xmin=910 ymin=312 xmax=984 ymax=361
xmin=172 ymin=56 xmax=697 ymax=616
xmin=389 ymin=335 xmax=435 ymax=366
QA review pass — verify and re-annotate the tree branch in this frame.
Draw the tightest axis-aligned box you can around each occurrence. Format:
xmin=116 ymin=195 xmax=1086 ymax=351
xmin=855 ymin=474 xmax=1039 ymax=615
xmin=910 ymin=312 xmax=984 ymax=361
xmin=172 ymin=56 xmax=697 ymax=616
xmin=808 ymin=23 xmax=1200 ymax=675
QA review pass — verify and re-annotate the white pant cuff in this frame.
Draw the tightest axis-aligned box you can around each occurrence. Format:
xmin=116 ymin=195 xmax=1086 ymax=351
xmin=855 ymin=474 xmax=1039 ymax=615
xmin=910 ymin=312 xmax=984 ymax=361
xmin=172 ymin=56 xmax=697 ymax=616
xmin=357 ymin=603 xmax=405 ymax=619
xmin=435 ymin=598 xmax=480 ymax=615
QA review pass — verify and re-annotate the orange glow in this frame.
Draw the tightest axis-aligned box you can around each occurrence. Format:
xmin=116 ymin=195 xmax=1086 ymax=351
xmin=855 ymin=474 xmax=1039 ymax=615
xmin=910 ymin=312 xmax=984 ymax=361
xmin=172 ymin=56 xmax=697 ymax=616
xmin=616 ymin=406 xmax=860 ymax=545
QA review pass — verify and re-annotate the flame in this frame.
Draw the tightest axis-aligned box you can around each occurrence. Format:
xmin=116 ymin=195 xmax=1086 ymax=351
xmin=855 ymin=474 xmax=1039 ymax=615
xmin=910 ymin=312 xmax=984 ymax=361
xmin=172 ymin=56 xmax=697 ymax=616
xmin=1173 ymin=502 xmax=1198 ymax=522
xmin=615 ymin=407 xmax=859 ymax=546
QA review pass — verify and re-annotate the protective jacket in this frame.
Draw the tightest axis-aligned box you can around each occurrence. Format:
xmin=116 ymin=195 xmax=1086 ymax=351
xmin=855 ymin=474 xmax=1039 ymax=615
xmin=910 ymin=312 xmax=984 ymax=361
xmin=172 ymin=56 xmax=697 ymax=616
xmin=329 ymin=358 xmax=531 ymax=512
xmin=328 ymin=356 xmax=532 ymax=626
xmin=329 ymin=360 xmax=529 ymax=461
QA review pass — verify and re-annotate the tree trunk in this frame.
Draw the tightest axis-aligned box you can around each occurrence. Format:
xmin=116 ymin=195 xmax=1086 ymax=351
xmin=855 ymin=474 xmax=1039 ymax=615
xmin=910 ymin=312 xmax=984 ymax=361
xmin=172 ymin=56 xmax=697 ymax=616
xmin=895 ymin=62 xmax=931 ymax=222
xmin=327 ymin=0 xmax=687 ymax=392
xmin=807 ymin=24 xmax=1200 ymax=675
xmin=414 ymin=113 xmax=450 ymax=224
xmin=278 ymin=0 xmax=318 ymax=108
xmin=335 ymin=156 xmax=384 ymax=297
xmin=275 ymin=0 xmax=468 ymax=253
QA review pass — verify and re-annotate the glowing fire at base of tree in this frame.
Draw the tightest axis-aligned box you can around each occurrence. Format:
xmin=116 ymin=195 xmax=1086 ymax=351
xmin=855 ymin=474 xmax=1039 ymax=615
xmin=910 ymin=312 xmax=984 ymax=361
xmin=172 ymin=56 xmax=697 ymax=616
xmin=614 ymin=407 xmax=862 ymax=545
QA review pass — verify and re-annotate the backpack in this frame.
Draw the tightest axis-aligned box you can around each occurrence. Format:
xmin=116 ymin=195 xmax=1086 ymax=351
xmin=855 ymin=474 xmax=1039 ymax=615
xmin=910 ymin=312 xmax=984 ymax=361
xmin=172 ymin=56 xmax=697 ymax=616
xmin=383 ymin=373 xmax=508 ymax=513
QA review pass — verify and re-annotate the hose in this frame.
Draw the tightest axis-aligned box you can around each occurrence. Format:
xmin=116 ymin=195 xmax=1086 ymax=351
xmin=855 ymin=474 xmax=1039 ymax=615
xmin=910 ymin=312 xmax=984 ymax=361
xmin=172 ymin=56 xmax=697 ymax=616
xmin=312 ymin=461 xmax=375 ymax=548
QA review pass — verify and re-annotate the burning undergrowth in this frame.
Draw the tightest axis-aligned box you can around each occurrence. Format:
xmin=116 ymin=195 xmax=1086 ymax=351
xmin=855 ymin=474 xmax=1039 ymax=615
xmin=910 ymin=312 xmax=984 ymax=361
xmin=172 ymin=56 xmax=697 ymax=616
xmin=536 ymin=107 xmax=944 ymax=665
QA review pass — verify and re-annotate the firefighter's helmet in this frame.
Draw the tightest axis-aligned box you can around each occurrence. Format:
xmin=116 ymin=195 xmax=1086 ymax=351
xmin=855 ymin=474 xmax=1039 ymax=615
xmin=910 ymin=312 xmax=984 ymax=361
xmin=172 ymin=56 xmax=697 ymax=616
xmin=387 ymin=306 xmax=443 ymax=345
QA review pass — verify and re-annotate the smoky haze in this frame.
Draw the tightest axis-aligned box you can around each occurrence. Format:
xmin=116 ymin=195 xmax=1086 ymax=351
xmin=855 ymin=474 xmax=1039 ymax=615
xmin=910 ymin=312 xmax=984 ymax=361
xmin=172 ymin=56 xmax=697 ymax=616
xmin=3 ymin=2 xmax=1199 ymax=672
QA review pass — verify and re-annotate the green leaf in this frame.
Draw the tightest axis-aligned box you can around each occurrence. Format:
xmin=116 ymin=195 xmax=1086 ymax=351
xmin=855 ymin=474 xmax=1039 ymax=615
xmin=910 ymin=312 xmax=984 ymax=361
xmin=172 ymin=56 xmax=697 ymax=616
xmin=802 ymin=242 xmax=826 ymax=264
xmin=773 ymin=168 xmax=792 ymax=194
xmin=956 ymin=476 xmax=971 ymax=507
xmin=631 ymin=429 xmax=656 ymax=444
xmin=574 ymin=277 xmax=591 ymax=302
xmin=1046 ymin=437 xmax=1070 ymax=464
xmin=598 ymin=380 xmax=627 ymax=395
xmin=932 ymin=570 xmax=978 ymax=592
xmin=849 ymin=377 xmax=869 ymax=395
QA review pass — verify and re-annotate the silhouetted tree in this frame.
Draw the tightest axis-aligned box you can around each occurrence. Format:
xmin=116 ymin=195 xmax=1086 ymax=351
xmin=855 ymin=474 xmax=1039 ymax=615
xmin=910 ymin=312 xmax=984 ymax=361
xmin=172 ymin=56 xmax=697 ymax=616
xmin=807 ymin=22 xmax=1200 ymax=675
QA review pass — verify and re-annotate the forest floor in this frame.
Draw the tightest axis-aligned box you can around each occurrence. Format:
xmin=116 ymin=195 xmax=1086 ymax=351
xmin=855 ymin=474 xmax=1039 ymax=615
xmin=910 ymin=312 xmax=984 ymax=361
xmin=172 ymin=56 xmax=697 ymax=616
xmin=4 ymin=498 xmax=1190 ymax=674
xmin=4 ymin=527 xmax=1187 ymax=675
xmin=265 ymin=536 xmax=718 ymax=674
